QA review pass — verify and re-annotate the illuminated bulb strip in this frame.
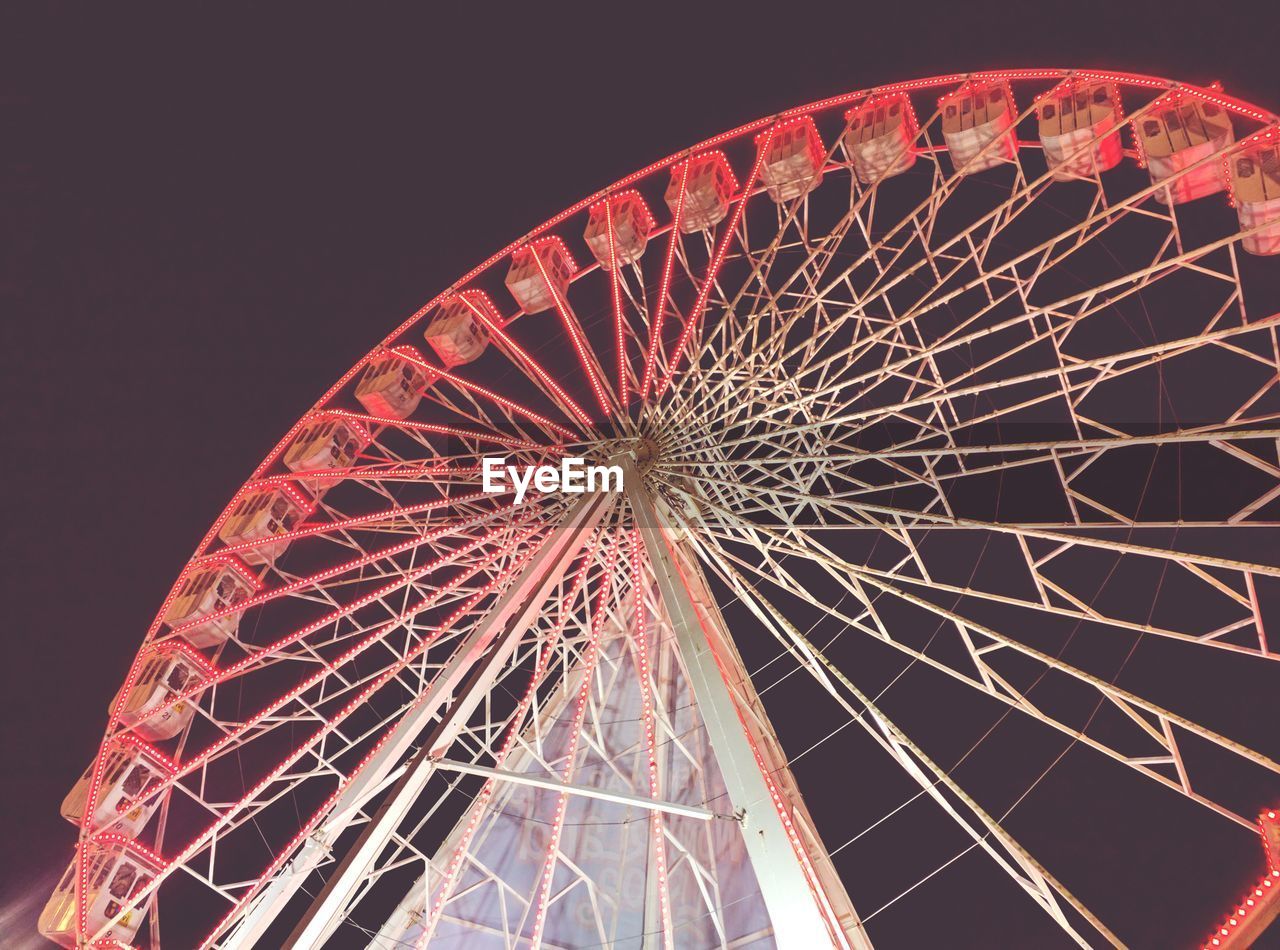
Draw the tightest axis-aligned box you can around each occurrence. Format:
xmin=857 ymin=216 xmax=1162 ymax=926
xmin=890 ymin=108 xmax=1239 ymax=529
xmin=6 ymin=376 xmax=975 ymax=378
xmin=194 ymin=536 xmax=549 ymax=950
xmin=80 ymin=668 xmax=194 ymax=865
xmin=640 ymin=159 xmax=688 ymax=401
xmin=209 ymin=489 xmax=499 ymax=559
xmin=276 ymin=481 xmax=316 ymax=513
xmin=389 ymin=345 xmax=576 ymax=438
xmin=327 ymin=406 xmax=548 ymax=451
xmin=530 ymin=235 xmax=580 ymax=274
xmin=590 ymin=188 xmax=656 ymax=228
xmin=165 ymin=500 xmax=520 ymax=640
xmin=605 ymin=197 xmax=629 ymax=408
xmin=111 ymin=733 xmax=179 ymax=776
xmin=454 ymin=292 xmax=593 ymax=428
xmin=190 ymin=553 xmax=263 ymax=589
xmin=748 ymin=738 xmax=851 ymax=949
xmin=75 ymin=832 xmax=170 ymax=943
xmin=250 ymin=458 xmax=486 ymax=488
xmin=292 ymin=412 xmax=374 ymax=448
xmin=657 ymin=127 xmax=777 ymax=398
xmin=415 ymin=530 xmax=605 ymax=946
xmin=1203 ymin=809 xmax=1280 ymax=948
xmin=112 ymin=505 xmax=541 ymax=743
xmin=529 ymin=247 xmax=613 ymax=419
xmin=528 ymin=536 xmax=621 ymax=949
xmin=108 ymin=519 xmax=548 ymax=832
xmin=630 ymin=533 xmax=673 ymax=946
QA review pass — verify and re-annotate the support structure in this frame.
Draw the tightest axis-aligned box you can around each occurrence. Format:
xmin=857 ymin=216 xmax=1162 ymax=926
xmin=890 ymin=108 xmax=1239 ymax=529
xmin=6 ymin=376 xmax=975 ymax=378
xmin=430 ymin=758 xmax=719 ymax=822
xmin=624 ymin=459 xmax=872 ymax=950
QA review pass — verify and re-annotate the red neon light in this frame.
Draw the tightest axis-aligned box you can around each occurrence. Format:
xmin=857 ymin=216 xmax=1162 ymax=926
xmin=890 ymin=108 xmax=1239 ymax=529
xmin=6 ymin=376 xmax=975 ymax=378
xmin=640 ymin=159 xmax=689 ymax=401
xmin=529 ymin=535 xmax=620 ymax=945
xmin=1203 ymin=809 xmax=1280 ymax=947
xmin=629 ymin=531 xmax=673 ymax=942
xmin=658 ymin=131 xmax=775 ymax=397
xmin=452 ymin=289 xmax=593 ymax=428
xmin=524 ymin=239 xmax=613 ymax=418
xmin=389 ymin=345 xmax=576 ymax=438
xmin=324 ymin=406 xmax=549 ymax=450
xmin=604 ymin=195 xmax=629 ymax=407
xmin=184 ymin=552 xmax=263 ymax=590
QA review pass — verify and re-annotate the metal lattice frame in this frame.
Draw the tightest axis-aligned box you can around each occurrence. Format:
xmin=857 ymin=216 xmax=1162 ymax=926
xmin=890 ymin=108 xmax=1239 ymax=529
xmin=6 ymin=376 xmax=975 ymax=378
xmin=55 ymin=68 xmax=1280 ymax=950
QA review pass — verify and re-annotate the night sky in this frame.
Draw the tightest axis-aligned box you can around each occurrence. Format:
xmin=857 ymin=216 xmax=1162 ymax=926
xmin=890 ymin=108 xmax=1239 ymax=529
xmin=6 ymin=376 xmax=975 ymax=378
xmin=4 ymin=2 xmax=1280 ymax=947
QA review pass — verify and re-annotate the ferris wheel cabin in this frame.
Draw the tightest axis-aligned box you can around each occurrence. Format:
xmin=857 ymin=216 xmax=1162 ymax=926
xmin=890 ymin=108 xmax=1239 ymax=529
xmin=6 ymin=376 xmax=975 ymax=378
xmin=583 ymin=190 xmax=654 ymax=269
xmin=161 ymin=554 xmax=259 ymax=648
xmin=1231 ymin=133 xmax=1280 ymax=256
xmin=424 ymin=292 xmax=495 ymax=367
xmin=282 ymin=417 xmax=370 ymax=496
xmin=39 ymin=836 xmax=164 ymax=948
xmin=758 ymin=116 xmax=826 ymax=203
xmin=217 ymin=483 xmax=313 ymax=565
xmin=504 ymin=236 xmax=577 ymax=314
xmin=843 ymin=94 xmax=919 ymax=184
xmin=665 ymin=150 xmax=736 ymax=233
xmin=354 ymin=353 xmax=436 ymax=420
xmin=61 ymin=735 xmax=175 ymax=836
xmin=941 ymin=79 xmax=1018 ymax=173
xmin=1037 ymin=79 xmax=1125 ymax=180
xmin=1136 ymin=96 xmax=1234 ymax=204
xmin=113 ymin=642 xmax=216 ymax=742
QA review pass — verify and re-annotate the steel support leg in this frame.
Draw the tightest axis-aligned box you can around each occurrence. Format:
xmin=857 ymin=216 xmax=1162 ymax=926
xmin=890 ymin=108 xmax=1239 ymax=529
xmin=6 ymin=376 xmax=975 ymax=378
xmin=624 ymin=460 xmax=872 ymax=950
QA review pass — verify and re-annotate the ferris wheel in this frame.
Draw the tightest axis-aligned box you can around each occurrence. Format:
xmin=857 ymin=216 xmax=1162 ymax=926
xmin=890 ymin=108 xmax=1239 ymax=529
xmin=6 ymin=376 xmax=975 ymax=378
xmin=39 ymin=68 xmax=1280 ymax=949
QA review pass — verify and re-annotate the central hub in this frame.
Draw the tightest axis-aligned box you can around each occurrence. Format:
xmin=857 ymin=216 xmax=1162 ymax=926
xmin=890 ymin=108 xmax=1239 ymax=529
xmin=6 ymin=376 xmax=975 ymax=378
xmin=630 ymin=437 xmax=661 ymax=472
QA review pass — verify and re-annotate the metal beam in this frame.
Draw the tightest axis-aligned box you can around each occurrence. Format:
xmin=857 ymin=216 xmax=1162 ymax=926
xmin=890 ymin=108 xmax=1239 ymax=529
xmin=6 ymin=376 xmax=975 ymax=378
xmin=624 ymin=459 xmax=872 ymax=950
xmin=430 ymin=757 xmax=719 ymax=821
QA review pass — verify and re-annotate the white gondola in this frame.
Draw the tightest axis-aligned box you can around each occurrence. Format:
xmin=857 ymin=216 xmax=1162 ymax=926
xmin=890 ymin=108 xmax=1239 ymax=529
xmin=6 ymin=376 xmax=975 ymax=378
xmin=1231 ymin=132 xmax=1280 ymax=256
xmin=354 ymin=354 xmax=436 ymax=420
xmin=283 ymin=417 xmax=370 ymax=483
xmin=504 ymin=236 xmax=577 ymax=314
xmin=665 ymin=150 xmax=737 ymax=233
xmin=1037 ymin=80 xmax=1124 ymax=180
xmin=1136 ymin=95 xmax=1234 ymax=205
xmin=583 ymin=190 xmax=654 ymax=268
xmin=941 ymin=79 xmax=1017 ymax=174
xmin=425 ymin=293 xmax=494 ymax=366
xmin=161 ymin=554 xmax=259 ymax=648
xmin=61 ymin=736 xmax=175 ymax=835
xmin=39 ymin=837 xmax=164 ymax=948
xmin=113 ymin=643 xmax=215 ymax=741
xmin=758 ymin=116 xmax=826 ymax=203
xmin=217 ymin=483 xmax=313 ymax=564
xmin=844 ymin=94 xmax=918 ymax=184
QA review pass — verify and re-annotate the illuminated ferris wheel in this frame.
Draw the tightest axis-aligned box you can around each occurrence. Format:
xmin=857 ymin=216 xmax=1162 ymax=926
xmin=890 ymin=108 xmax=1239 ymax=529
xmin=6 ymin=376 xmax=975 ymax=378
xmin=40 ymin=68 xmax=1280 ymax=949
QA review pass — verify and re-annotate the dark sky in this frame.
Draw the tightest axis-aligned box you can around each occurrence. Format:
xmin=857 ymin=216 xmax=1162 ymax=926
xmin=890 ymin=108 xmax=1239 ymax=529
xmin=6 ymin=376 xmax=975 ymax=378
xmin=4 ymin=2 xmax=1280 ymax=947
